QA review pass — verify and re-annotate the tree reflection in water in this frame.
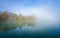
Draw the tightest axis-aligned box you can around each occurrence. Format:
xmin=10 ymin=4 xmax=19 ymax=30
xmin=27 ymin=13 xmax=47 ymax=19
xmin=0 ymin=11 xmax=36 ymax=32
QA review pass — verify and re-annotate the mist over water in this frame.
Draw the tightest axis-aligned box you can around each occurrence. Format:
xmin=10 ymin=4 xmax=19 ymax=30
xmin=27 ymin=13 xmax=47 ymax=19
xmin=0 ymin=0 xmax=60 ymax=38
xmin=0 ymin=15 xmax=59 ymax=38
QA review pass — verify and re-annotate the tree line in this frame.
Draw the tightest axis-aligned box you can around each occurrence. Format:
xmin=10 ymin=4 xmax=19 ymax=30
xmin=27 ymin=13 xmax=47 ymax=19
xmin=0 ymin=11 xmax=36 ymax=32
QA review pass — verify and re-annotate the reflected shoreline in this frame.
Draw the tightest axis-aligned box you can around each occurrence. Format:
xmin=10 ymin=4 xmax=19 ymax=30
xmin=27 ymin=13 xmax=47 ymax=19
xmin=0 ymin=27 xmax=60 ymax=38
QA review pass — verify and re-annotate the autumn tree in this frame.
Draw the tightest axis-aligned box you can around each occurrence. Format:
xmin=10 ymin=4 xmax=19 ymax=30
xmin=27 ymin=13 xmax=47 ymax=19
xmin=0 ymin=11 xmax=9 ymax=32
xmin=7 ymin=13 xmax=17 ymax=30
xmin=0 ymin=11 xmax=8 ymax=22
xmin=0 ymin=11 xmax=36 ymax=31
xmin=17 ymin=13 xmax=26 ymax=28
xmin=25 ymin=15 xmax=36 ymax=27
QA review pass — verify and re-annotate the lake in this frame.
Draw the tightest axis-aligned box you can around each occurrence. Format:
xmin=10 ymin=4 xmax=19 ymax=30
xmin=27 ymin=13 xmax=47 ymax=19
xmin=0 ymin=24 xmax=60 ymax=38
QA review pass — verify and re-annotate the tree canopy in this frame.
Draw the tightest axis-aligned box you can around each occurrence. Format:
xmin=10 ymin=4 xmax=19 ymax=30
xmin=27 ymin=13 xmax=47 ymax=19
xmin=0 ymin=11 xmax=36 ymax=32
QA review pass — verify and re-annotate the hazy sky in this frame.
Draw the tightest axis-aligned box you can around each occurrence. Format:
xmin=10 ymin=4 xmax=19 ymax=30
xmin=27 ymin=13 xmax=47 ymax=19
xmin=0 ymin=0 xmax=60 ymax=23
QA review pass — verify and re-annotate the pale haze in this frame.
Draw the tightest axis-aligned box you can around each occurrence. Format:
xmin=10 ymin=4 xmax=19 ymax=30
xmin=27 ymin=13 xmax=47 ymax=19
xmin=0 ymin=0 xmax=60 ymax=30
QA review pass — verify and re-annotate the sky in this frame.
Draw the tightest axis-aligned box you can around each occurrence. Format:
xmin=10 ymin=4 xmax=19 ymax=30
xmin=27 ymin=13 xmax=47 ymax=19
xmin=0 ymin=0 xmax=60 ymax=25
